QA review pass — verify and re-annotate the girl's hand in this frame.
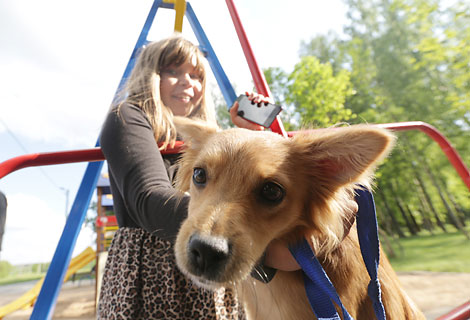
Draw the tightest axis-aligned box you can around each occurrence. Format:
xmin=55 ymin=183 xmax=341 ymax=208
xmin=230 ymin=92 xmax=274 ymax=131
xmin=264 ymin=240 xmax=300 ymax=271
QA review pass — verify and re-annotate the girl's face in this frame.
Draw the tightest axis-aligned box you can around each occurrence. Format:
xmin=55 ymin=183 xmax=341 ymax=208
xmin=160 ymin=56 xmax=203 ymax=117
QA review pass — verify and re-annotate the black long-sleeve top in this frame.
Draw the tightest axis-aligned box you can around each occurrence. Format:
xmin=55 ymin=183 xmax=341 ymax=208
xmin=100 ymin=103 xmax=188 ymax=243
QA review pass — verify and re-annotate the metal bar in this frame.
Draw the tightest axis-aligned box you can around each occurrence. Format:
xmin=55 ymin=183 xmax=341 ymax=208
xmin=0 ymin=149 xmax=104 ymax=180
xmin=30 ymin=1 xmax=164 ymax=318
xmin=288 ymin=121 xmax=470 ymax=192
xmin=5 ymin=123 xmax=466 ymax=193
xmin=0 ymin=143 xmax=183 ymax=180
xmin=436 ymin=301 xmax=470 ymax=320
xmin=30 ymin=161 xmax=103 ymax=319
xmin=112 ymin=0 xmax=164 ymax=105
xmin=376 ymin=121 xmax=470 ymax=191
xmin=224 ymin=0 xmax=287 ymax=137
xmin=185 ymin=2 xmax=238 ymax=105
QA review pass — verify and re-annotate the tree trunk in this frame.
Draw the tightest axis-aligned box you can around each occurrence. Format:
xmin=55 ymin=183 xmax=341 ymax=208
xmin=447 ymin=194 xmax=468 ymax=226
xmin=404 ymin=203 xmax=421 ymax=233
xmin=412 ymin=167 xmax=448 ymax=232
xmin=396 ymin=196 xmax=418 ymax=235
xmin=421 ymin=160 xmax=470 ymax=239
xmin=399 ymin=136 xmax=448 ymax=232
xmin=377 ymin=190 xmax=405 ymax=238
xmin=436 ymin=172 xmax=468 ymax=226
xmin=390 ymin=180 xmax=417 ymax=235
xmin=418 ymin=209 xmax=435 ymax=234
xmin=378 ymin=228 xmax=398 ymax=258
xmin=414 ymin=179 xmax=435 ymax=235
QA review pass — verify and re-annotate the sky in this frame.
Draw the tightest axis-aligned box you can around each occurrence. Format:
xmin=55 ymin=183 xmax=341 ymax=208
xmin=0 ymin=0 xmax=348 ymax=265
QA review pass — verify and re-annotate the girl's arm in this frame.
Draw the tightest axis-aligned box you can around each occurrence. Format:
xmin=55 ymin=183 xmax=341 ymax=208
xmin=100 ymin=104 xmax=188 ymax=241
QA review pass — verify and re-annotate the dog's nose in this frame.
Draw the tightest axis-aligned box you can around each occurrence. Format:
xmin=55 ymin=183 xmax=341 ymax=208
xmin=187 ymin=234 xmax=231 ymax=280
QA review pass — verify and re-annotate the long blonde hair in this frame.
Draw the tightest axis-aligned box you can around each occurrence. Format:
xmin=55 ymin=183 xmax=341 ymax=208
xmin=117 ymin=34 xmax=217 ymax=149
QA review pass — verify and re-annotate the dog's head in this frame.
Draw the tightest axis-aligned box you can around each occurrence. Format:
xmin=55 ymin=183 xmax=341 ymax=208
xmin=173 ymin=116 xmax=395 ymax=289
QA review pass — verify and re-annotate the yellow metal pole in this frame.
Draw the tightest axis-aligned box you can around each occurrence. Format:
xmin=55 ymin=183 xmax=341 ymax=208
xmin=163 ymin=0 xmax=186 ymax=32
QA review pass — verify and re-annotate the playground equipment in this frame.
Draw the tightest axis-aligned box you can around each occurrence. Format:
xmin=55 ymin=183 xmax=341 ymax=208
xmin=95 ymin=173 xmax=116 ymax=253
xmin=0 ymin=0 xmax=469 ymax=319
xmin=94 ymin=173 xmax=117 ymax=303
xmin=0 ymin=247 xmax=95 ymax=318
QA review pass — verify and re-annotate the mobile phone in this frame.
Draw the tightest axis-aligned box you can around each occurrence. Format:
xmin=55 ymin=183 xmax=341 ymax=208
xmin=235 ymin=95 xmax=282 ymax=128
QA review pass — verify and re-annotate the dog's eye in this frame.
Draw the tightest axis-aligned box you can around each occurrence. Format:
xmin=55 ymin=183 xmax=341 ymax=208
xmin=193 ymin=168 xmax=206 ymax=186
xmin=259 ymin=181 xmax=285 ymax=204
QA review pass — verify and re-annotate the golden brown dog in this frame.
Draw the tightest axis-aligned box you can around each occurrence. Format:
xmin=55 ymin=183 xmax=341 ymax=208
xmin=173 ymin=117 xmax=424 ymax=319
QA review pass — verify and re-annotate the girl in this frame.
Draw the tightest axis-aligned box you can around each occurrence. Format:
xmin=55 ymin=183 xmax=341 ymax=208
xmin=97 ymin=34 xmax=299 ymax=319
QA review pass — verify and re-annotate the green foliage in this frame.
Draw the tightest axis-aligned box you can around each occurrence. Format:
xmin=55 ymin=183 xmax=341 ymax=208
xmin=263 ymin=67 xmax=298 ymax=130
xmin=286 ymin=56 xmax=355 ymax=128
xmin=264 ymin=0 xmax=469 ymax=239
xmin=212 ymin=86 xmax=235 ymax=130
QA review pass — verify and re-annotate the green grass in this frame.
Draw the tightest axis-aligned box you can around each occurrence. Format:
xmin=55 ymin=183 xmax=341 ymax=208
xmin=0 ymin=260 xmax=95 ymax=286
xmin=0 ymin=274 xmax=44 ymax=286
xmin=388 ymin=230 xmax=470 ymax=273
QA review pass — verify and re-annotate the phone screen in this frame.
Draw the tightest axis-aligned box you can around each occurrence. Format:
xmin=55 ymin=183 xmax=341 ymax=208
xmin=236 ymin=95 xmax=282 ymax=128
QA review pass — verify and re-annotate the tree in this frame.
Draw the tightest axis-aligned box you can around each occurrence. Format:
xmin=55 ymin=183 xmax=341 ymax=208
xmin=264 ymin=0 xmax=470 ymax=237
xmin=286 ymin=56 xmax=355 ymax=128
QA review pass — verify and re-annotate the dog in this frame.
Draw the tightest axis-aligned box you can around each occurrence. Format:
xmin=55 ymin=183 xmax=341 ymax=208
xmin=173 ymin=116 xmax=424 ymax=319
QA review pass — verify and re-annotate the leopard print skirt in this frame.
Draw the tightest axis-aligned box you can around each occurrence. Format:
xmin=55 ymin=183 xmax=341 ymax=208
xmin=97 ymin=227 xmax=246 ymax=320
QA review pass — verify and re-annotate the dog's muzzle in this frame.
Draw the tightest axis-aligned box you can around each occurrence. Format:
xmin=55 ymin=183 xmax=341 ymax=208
xmin=187 ymin=233 xmax=231 ymax=281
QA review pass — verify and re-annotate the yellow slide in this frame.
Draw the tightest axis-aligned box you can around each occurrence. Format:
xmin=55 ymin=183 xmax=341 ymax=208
xmin=0 ymin=246 xmax=95 ymax=318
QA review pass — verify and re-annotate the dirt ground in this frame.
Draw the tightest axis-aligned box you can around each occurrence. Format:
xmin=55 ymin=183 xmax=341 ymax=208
xmin=1 ymin=272 xmax=469 ymax=320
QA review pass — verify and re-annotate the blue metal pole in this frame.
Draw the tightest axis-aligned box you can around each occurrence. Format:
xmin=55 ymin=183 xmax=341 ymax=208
xmin=113 ymin=0 xmax=166 ymax=105
xmin=185 ymin=2 xmax=237 ymax=107
xmin=31 ymin=162 xmax=103 ymax=319
xmin=31 ymin=1 xmax=163 ymax=318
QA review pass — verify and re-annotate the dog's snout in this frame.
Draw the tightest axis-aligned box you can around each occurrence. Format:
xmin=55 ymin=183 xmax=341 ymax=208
xmin=187 ymin=234 xmax=231 ymax=280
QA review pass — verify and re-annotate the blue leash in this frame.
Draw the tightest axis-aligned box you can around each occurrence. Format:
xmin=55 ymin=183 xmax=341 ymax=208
xmin=289 ymin=238 xmax=353 ymax=320
xmin=355 ymin=189 xmax=386 ymax=319
xmin=289 ymin=189 xmax=386 ymax=320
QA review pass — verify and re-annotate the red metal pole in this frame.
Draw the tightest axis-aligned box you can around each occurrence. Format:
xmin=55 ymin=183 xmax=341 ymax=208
xmin=0 ymin=142 xmax=184 ymax=180
xmin=288 ymin=121 xmax=470 ymax=191
xmin=2 ymin=123 xmax=466 ymax=191
xmin=435 ymin=301 xmax=470 ymax=320
xmin=376 ymin=121 xmax=470 ymax=191
xmin=225 ymin=0 xmax=287 ymax=137
xmin=0 ymin=148 xmax=105 ymax=179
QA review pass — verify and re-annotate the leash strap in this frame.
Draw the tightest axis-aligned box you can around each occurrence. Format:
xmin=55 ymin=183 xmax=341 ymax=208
xmin=289 ymin=239 xmax=353 ymax=320
xmin=288 ymin=188 xmax=386 ymax=320
xmin=355 ymin=189 xmax=386 ymax=320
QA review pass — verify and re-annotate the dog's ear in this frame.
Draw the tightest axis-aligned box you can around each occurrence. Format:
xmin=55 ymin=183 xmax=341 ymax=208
xmin=173 ymin=116 xmax=219 ymax=193
xmin=291 ymin=125 xmax=395 ymax=190
xmin=173 ymin=116 xmax=219 ymax=149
